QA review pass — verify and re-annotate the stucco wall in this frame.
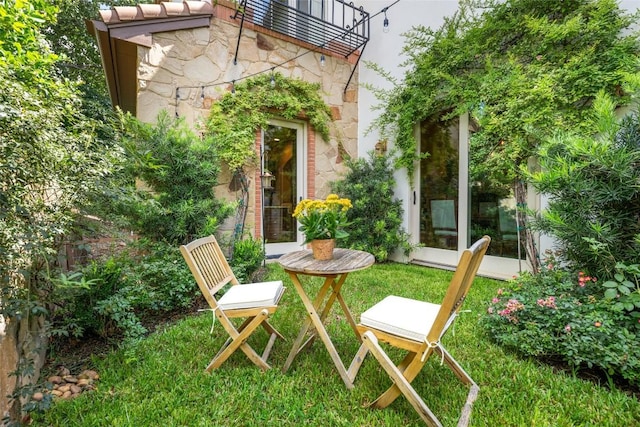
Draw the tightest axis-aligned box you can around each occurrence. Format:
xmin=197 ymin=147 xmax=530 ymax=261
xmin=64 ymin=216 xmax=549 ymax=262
xmin=134 ymin=8 xmax=359 ymax=236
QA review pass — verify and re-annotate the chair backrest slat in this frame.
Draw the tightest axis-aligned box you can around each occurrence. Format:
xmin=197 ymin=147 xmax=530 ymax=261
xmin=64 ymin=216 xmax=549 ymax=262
xmin=426 ymin=236 xmax=491 ymax=343
xmin=180 ymin=235 xmax=240 ymax=309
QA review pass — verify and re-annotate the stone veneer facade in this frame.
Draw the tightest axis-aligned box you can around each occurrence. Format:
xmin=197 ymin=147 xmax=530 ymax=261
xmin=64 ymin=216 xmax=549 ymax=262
xmin=134 ymin=2 xmax=360 ymax=238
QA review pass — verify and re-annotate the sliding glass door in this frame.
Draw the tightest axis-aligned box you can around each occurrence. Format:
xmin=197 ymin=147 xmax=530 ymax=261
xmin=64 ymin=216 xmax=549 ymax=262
xmin=411 ymin=113 xmax=527 ymax=278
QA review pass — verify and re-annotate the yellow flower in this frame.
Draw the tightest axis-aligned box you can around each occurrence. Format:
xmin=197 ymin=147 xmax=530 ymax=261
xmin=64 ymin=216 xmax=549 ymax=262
xmin=292 ymin=194 xmax=352 ymax=244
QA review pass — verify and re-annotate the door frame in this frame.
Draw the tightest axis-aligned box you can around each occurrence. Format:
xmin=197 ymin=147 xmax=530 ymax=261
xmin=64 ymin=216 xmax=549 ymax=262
xmin=262 ymin=119 xmax=307 ymax=256
xmin=409 ymin=113 xmax=531 ymax=279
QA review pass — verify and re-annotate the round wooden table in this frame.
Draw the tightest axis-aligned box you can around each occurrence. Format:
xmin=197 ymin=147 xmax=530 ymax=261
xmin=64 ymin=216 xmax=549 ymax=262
xmin=278 ymin=248 xmax=375 ymax=389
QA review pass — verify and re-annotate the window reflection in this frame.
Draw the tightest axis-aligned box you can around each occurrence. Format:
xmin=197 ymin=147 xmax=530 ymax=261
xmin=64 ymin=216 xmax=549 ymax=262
xmin=419 ymin=115 xmax=459 ymax=250
xmin=469 ymin=163 xmax=525 ymax=259
xmin=263 ymin=125 xmax=297 ymax=244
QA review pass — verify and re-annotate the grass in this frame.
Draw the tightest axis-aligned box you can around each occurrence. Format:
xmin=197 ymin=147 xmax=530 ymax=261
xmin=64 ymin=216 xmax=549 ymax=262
xmin=34 ymin=263 xmax=640 ymax=426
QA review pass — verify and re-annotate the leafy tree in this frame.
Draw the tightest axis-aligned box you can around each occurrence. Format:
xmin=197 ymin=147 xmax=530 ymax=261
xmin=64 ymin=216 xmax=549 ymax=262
xmin=43 ymin=0 xmax=137 ymax=217
xmin=43 ymin=0 xmax=140 ymax=139
xmin=0 ymin=0 xmax=121 ymax=419
xmin=368 ymin=0 xmax=640 ymax=270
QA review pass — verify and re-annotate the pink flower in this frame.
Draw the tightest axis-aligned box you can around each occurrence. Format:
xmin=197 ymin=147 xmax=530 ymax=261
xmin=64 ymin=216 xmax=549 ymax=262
xmin=547 ymin=263 xmax=554 ymax=270
xmin=487 ymin=307 xmax=494 ymax=314
xmin=492 ymin=298 xmax=500 ymax=303
xmin=507 ymin=299 xmax=523 ymax=309
xmin=564 ymin=325 xmax=571 ymax=332
xmin=536 ymin=296 xmax=557 ymax=309
xmin=577 ymin=271 xmax=596 ymax=287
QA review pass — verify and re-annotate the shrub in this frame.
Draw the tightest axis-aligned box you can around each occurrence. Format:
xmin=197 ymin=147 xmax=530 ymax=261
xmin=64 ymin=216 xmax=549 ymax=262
xmin=229 ymin=236 xmax=265 ymax=283
xmin=483 ymin=253 xmax=640 ymax=386
xmin=49 ymin=236 xmax=269 ymax=342
xmin=117 ymin=112 xmax=234 ymax=245
xmin=331 ymin=152 xmax=412 ymax=262
xmin=526 ymin=93 xmax=640 ymax=279
xmin=50 ymin=240 xmax=197 ymax=342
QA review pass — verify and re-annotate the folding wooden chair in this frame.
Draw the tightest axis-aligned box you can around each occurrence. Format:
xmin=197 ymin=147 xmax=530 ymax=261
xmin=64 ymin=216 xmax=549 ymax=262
xmin=180 ymin=235 xmax=285 ymax=372
xmin=348 ymin=236 xmax=491 ymax=426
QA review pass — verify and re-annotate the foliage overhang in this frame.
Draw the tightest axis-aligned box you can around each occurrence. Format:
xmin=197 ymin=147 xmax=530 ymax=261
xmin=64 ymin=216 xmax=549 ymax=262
xmin=369 ymin=0 xmax=640 ymax=184
xmin=205 ymin=72 xmax=333 ymax=171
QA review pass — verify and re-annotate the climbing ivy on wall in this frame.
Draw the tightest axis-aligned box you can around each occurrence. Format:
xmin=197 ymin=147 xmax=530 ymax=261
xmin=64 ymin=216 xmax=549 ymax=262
xmin=366 ymin=0 xmax=640 ymax=271
xmin=205 ymin=72 xmax=333 ymax=171
xmin=369 ymin=0 xmax=640 ymax=183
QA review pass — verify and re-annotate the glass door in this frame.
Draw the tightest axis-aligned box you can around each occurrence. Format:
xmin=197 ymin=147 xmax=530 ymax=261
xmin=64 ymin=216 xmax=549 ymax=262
xmin=411 ymin=112 xmax=529 ymax=278
xmin=260 ymin=0 xmax=324 ymax=41
xmin=262 ymin=121 xmax=305 ymax=255
xmin=469 ymin=173 xmax=526 ymax=261
xmin=295 ymin=0 xmax=324 ymax=43
xmin=413 ymin=114 xmax=461 ymax=266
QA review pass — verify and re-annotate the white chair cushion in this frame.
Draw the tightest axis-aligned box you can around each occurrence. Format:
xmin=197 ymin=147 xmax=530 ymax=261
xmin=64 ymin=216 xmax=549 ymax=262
xmin=218 ymin=281 xmax=284 ymax=310
xmin=360 ymin=295 xmax=441 ymax=342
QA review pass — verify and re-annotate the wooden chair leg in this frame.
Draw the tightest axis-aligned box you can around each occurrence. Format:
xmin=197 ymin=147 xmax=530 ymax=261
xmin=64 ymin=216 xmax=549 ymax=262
xmin=437 ymin=345 xmax=475 ymax=386
xmin=206 ymin=310 xmax=271 ymax=372
xmin=347 ymin=342 xmax=370 ymax=382
xmin=261 ymin=319 xmax=285 ymax=340
xmin=370 ymin=356 xmax=424 ymax=409
xmin=362 ymin=332 xmax=442 ymax=427
xmin=435 ymin=346 xmax=480 ymax=427
xmin=457 ymin=384 xmax=479 ymax=427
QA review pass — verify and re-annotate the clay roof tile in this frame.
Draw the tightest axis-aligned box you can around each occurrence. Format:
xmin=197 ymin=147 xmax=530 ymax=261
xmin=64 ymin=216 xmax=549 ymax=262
xmin=99 ymin=9 xmax=120 ymax=24
xmin=112 ymin=6 xmax=143 ymax=22
xmin=185 ymin=1 xmax=215 ymax=15
xmin=138 ymin=4 xmax=168 ymax=19
xmin=161 ymin=2 xmax=190 ymax=16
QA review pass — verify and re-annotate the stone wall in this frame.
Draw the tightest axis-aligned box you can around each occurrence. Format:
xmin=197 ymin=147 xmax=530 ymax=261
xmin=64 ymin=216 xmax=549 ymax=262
xmin=1 ymin=313 xmax=47 ymax=421
xmin=0 ymin=315 xmax=17 ymax=420
xmin=135 ymin=4 xmax=359 ymax=236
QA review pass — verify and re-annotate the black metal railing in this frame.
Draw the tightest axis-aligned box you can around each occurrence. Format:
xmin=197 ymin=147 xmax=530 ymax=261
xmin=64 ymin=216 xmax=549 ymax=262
xmin=239 ymin=0 xmax=369 ymax=58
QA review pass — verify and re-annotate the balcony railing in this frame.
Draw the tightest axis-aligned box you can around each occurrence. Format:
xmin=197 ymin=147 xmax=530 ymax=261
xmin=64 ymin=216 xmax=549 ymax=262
xmin=238 ymin=0 xmax=370 ymax=58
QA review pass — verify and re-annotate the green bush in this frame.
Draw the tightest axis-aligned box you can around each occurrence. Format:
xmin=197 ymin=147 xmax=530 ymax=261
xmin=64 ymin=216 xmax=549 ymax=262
xmin=49 ymin=236 xmax=268 ymax=342
xmin=49 ymin=259 xmax=123 ymax=340
xmin=483 ymin=94 xmax=640 ymax=389
xmin=527 ymin=93 xmax=640 ymax=279
xmin=483 ymin=253 xmax=640 ymax=387
xmin=118 ymin=112 xmax=233 ymax=245
xmin=229 ymin=236 xmax=265 ymax=283
xmin=50 ymin=240 xmax=197 ymax=341
xmin=331 ymin=152 xmax=412 ymax=262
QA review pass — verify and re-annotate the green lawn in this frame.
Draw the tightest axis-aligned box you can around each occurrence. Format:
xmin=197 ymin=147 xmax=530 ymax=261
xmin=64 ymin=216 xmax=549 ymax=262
xmin=35 ymin=263 xmax=640 ymax=426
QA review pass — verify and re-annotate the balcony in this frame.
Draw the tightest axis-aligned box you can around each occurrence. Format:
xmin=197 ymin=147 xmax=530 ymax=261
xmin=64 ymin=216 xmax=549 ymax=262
xmin=237 ymin=0 xmax=370 ymax=58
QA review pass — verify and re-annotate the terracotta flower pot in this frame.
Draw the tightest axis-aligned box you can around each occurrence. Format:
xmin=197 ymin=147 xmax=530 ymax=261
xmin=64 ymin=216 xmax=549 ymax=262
xmin=311 ymin=239 xmax=335 ymax=260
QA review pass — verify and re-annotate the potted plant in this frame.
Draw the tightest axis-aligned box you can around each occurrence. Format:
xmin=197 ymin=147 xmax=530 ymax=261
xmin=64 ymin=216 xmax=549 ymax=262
xmin=292 ymin=194 xmax=352 ymax=260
